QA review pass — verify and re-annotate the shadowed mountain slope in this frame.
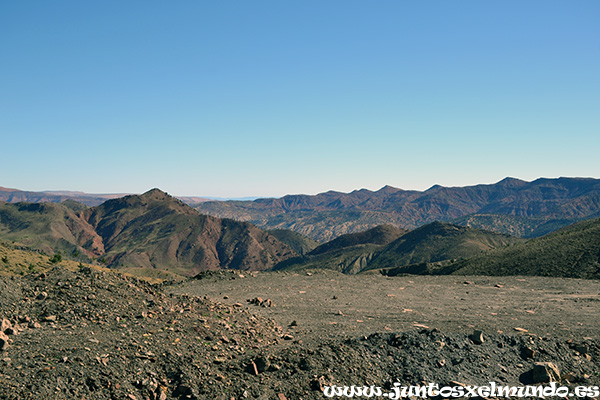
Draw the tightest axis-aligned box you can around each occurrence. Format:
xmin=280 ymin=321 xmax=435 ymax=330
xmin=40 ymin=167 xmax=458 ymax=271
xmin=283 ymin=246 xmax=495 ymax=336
xmin=273 ymin=224 xmax=406 ymax=274
xmin=267 ymin=229 xmax=319 ymax=256
xmin=309 ymin=224 xmax=407 ymax=256
xmin=275 ymin=222 xmax=519 ymax=274
xmin=448 ymin=217 xmax=600 ymax=279
xmin=366 ymin=221 xmax=522 ymax=272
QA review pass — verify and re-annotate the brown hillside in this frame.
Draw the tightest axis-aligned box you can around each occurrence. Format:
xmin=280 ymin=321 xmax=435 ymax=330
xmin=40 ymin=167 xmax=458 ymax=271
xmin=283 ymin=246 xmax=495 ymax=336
xmin=0 ymin=190 xmax=296 ymax=275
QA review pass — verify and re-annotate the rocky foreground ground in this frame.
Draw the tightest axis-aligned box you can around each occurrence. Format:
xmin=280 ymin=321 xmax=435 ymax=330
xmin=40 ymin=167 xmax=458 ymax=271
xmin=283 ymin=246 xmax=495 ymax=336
xmin=0 ymin=267 xmax=599 ymax=400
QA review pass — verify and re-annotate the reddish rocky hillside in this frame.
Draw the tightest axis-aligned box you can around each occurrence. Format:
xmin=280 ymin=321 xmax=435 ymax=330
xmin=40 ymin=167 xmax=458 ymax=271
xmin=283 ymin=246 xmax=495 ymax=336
xmin=0 ymin=189 xmax=296 ymax=275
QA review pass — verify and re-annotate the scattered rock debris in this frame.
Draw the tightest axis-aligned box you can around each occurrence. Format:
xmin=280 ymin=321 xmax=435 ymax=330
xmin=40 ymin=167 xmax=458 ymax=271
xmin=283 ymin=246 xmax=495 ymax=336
xmin=0 ymin=267 xmax=598 ymax=399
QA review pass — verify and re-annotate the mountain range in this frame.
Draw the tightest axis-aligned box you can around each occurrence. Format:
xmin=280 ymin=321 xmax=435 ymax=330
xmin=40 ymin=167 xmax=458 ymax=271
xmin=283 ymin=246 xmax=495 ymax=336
xmin=0 ymin=186 xmax=211 ymax=207
xmin=2 ymin=177 xmax=600 ymax=280
xmin=0 ymin=189 xmax=295 ymax=275
xmin=195 ymin=177 xmax=600 ymax=241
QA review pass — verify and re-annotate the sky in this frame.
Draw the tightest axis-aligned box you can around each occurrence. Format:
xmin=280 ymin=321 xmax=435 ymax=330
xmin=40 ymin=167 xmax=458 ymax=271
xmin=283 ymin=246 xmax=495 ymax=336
xmin=1 ymin=1 xmax=599 ymax=198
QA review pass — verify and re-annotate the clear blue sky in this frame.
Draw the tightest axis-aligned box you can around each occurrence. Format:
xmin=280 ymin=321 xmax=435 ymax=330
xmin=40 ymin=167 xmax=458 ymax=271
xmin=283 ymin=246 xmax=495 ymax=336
xmin=1 ymin=1 xmax=599 ymax=198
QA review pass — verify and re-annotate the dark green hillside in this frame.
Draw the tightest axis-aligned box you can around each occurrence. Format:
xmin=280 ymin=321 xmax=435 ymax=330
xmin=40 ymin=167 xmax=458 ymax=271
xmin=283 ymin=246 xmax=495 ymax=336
xmin=267 ymin=229 xmax=319 ymax=255
xmin=274 ymin=243 xmax=383 ymax=274
xmin=275 ymin=222 xmax=519 ymax=275
xmin=452 ymin=213 xmax=583 ymax=238
xmin=366 ymin=222 xmax=522 ymax=271
xmin=275 ymin=225 xmax=407 ymax=274
xmin=309 ymin=225 xmax=406 ymax=256
xmin=451 ymin=217 xmax=600 ymax=279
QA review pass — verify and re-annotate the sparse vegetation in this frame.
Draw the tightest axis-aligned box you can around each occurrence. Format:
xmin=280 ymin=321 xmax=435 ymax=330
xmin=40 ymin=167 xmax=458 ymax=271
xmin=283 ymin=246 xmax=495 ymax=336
xmin=448 ymin=217 xmax=600 ymax=279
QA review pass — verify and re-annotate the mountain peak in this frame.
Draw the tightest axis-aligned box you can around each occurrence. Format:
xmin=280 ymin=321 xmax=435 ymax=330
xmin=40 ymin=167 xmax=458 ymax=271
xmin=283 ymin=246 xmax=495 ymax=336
xmin=425 ymin=184 xmax=442 ymax=191
xmin=496 ymin=177 xmax=527 ymax=187
xmin=140 ymin=188 xmax=173 ymax=201
xmin=376 ymin=185 xmax=401 ymax=194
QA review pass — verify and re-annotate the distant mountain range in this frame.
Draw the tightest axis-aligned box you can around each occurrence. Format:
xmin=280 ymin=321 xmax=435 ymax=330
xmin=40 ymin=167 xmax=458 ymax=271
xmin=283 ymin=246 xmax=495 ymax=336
xmin=0 ymin=186 xmax=211 ymax=207
xmin=0 ymin=189 xmax=295 ymax=275
xmin=195 ymin=177 xmax=600 ymax=241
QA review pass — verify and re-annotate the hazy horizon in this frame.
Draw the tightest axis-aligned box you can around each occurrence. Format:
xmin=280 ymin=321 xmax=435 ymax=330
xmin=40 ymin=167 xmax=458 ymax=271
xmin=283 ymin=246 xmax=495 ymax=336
xmin=4 ymin=175 xmax=599 ymax=200
xmin=2 ymin=1 xmax=599 ymax=197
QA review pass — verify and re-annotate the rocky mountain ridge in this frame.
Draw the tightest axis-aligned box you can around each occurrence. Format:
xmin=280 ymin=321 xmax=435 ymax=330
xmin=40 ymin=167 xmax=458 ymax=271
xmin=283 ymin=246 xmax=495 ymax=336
xmin=196 ymin=177 xmax=600 ymax=241
xmin=0 ymin=189 xmax=295 ymax=275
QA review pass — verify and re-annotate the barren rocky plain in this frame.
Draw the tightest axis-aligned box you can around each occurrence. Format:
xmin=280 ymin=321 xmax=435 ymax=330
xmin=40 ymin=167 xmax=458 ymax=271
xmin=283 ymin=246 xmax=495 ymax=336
xmin=1 ymin=266 xmax=599 ymax=400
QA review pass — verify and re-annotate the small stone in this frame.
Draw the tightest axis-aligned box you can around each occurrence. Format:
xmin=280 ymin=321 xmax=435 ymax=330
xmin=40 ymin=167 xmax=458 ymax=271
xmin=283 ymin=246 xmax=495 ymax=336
xmin=521 ymin=347 xmax=536 ymax=359
xmin=156 ymin=389 xmax=167 ymax=400
xmin=514 ymin=327 xmax=528 ymax=333
xmin=254 ymin=356 xmax=270 ymax=373
xmin=310 ymin=376 xmax=326 ymax=391
xmin=413 ymin=324 xmax=430 ymax=329
xmin=0 ymin=332 xmax=9 ymax=351
xmin=37 ymin=292 xmax=48 ymax=300
xmin=562 ymin=372 xmax=576 ymax=382
xmin=29 ymin=321 xmax=42 ymax=329
xmin=437 ymin=359 xmax=446 ymax=367
xmin=282 ymin=334 xmax=294 ymax=340
xmin=1 ymin=319 xmax=12 ymax=334
xmin=470 ymin=330 xmax=484 ymax=344
xmin=531 ymin=362 xmax=560 ymax=383
xmin=573 ymin=344 xmax=589 ymax=354
xmin=278 ymin=394 xmax=288 ymax=400
xmin=43 ymin=315 xmax=57 ymax=322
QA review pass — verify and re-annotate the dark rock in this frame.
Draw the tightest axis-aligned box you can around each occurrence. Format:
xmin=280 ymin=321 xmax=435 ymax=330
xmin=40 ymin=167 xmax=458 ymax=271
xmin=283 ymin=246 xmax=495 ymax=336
xmin=470 ymin=330 xmax=484 ymax=344
xmin=531 ymin=362 xmax=561 ymax=383
xmin=0 ymin=332 xmax=9 ymax=351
